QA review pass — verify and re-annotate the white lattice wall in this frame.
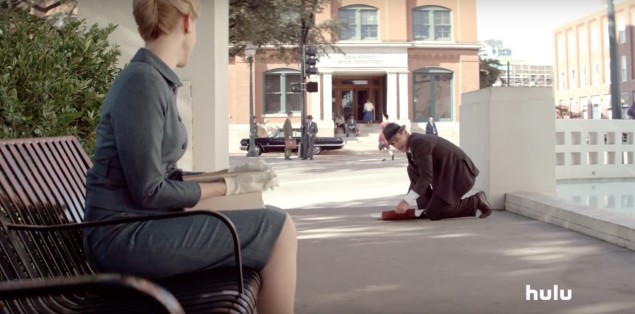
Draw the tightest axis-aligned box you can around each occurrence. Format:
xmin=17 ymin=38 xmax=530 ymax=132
xmin=555 ymin=120 xmax=635 ymax=180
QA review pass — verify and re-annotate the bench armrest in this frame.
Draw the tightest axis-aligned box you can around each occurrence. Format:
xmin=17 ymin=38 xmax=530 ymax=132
xmin=5 ymin=210 xmax=246 ymax=294
xmin=0 ymin=273 xmax=184 ymax=314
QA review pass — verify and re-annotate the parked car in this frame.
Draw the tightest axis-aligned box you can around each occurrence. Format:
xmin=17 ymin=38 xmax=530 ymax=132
xmin=240 ymin=128 xmax=344 ymax=156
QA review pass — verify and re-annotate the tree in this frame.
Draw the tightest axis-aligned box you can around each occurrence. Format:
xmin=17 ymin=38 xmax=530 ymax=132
xmin=0 ymin=0 xmax=339 ymax=152
xmin=1 ymin=0 xmax=77 ymax=26
xmin=5 ymin=0 xmax=342 ymax=61
xmin=555 ymin=105 xmax=582 ymax=119
xmin=479 ymin=57 xmax=501 ymax=89
xmin=229 ymin=0 xmax=340 ymax=61
xmin=0 ymin=4 xmax=120 ymax=154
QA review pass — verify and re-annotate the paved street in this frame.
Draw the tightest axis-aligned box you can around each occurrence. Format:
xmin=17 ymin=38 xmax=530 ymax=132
xmin=231 ymin=151 xmax=410 ymax=210
xmin=230 ymin=152 xmax=635 ymax=314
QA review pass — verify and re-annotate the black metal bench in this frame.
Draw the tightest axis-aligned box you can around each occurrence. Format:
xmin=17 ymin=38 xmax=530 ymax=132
xmin=0 ymin=136 xmax=260 ymax=313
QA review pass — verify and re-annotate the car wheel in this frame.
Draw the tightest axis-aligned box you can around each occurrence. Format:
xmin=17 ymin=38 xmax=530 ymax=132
xmin=247 ymin=144 xmax=263 ymax=156
xmin=313 ymin=146 xmax=322 ymax=155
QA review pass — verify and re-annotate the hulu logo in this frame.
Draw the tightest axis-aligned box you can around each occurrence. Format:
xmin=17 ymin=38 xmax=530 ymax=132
xmin=525 ymin=285 xmax=572 ymax=301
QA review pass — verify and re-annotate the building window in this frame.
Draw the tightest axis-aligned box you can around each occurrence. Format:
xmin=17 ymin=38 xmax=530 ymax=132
xmin=591 ymin=24 xmax=599 ymax=52
xmin=621 ymin=92 xmax=629 ymax=106
xmin=339 ymin=5 xmax=378 ymax=41
xmin=560 ymin=71 xmax=566 ymax=90
xmin=593 ymin=63 xmax=600 ymax=86
xmin=578 ymin=29 xmax=587 ymax=55
xmin=581 ymin=66 xmax=587 ymax=87
xmin=413 ymin=6 xmax=451 ymax=41
xmin=621 ymin=55 xmax=627 ymax=82
xmin=619 ymin=18 xmax=626 ymax=44
xmin=263 ymin=69 xmax=302 ymax=114
xmin=413 ymin=68 xmax=453 ymax=122
xmin=570 ymin=69 xmax=576 ymax=88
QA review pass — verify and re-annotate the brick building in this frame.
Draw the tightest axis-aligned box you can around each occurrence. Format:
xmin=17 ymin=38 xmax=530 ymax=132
xmin=227 ymin=0 xmax=481 ymax=142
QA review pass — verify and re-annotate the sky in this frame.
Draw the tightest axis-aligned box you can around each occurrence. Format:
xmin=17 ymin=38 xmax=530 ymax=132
xmin=476 ymin=0 xmax=611 ymax=64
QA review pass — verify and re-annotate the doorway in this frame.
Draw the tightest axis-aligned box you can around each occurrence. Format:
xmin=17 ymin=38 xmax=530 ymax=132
xmin=332 ymin=76 xmax=384 ymax=123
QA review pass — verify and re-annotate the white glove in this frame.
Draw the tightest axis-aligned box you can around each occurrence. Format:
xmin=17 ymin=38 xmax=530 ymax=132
xmin=225 ymin=170 xmax=278 ymax=195
xmin=228 ymin=160 xmax=272 ymax=173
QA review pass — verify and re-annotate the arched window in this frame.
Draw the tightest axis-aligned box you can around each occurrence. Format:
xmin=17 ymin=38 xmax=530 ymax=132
xmin=264 ymin=69 xmax=302 ymax=114
xmin=412 ymin=6 xmax=451 ymax=41
xmin=412 ymin=68 xmax=453 ymax=122
xmin=339 ymin=5 xmax=378 ymax=41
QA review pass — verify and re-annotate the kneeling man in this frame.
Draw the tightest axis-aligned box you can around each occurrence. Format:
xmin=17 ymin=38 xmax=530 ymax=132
xmin=382 ymin=123 xmax=492 ymax=220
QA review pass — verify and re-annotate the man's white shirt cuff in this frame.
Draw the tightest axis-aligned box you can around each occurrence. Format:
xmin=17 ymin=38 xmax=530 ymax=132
xmin=403 ymin=190 xmax=420 ymax=207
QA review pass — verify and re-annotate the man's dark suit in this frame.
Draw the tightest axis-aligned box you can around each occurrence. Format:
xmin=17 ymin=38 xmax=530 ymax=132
xmin=406 ymin=133 xmax=480 ymax=220
xmin=302 ymin=121 xmax=318 ymax=159
xmin=425 ymin=121 xmax=438 ymax=135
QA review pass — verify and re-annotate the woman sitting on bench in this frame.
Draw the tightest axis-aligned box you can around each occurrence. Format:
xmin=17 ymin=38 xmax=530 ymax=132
xmin=82 ymin=1 xmax=297 ymax=313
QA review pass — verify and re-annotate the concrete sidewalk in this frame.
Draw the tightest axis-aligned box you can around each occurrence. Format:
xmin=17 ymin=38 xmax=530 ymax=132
xmin=229 ymin=154 xmax=635 ymax=313
xmin=289 ymin=204 xmax=635 ymax=314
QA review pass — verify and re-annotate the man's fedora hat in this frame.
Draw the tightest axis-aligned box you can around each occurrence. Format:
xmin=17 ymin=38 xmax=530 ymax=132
xmin=382 ymin=123 xmax=406 ymax=143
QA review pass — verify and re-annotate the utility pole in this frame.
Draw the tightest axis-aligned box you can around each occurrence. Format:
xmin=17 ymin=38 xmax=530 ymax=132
xmin=507 ymin=61 xmax=510 ymax=87
xmin=607 ymin=0 xmax=621 ymax=119
xmin=298 ymin=0 xmax=318 ymax=158
xmin=299 ymin=17 xmax=309 ymax=158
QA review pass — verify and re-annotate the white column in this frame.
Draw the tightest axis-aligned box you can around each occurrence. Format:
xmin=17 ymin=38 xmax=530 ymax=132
xmin=79 ymin=0 xmax=230 ymax=172
xmin=311 ymin=85 xmax=321 ymax=119
xmin=322 ymin=73 xmax=333 ymax=121
xmin=398 ymin=72 xmax=409 ymax=120
xmin=386 ymin=72 xmax=398 ymax=120
xmin=185 ymin=0 xmax=229 ymax=171
xmin=461 ymin=87 xmax=556 ymax=209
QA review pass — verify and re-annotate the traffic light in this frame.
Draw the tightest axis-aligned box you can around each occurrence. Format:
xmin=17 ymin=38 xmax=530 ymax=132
xmin=305 ymin=46 xmax=318 ymax=77
xmin=306 ymin=81 xmax=318 ymax=93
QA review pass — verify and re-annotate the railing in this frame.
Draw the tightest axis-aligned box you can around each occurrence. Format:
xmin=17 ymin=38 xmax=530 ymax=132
xmin=555 ymin=119 xmax=635 ymax=180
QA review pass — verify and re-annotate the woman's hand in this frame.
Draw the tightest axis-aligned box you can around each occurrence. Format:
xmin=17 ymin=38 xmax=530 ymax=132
xmin=224 ymin=170 xmax=278 ymax=195
xmin=228 ymin=159 xmax=272 ymax=173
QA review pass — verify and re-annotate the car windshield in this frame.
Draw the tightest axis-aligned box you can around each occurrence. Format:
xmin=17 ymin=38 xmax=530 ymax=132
xmin=270 ymin=130 xmax=282 ymax=138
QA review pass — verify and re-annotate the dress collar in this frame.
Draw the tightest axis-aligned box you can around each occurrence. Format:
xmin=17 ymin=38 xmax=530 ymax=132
xmin=131 ymin=48 xmax=183 ymax=88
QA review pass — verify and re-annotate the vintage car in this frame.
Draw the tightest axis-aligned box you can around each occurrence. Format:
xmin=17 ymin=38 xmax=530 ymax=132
xmin=240 ymin=128 xmax=345 ymax=156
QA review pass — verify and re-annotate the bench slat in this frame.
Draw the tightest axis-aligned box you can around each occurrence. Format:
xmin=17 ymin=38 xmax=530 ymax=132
xmin=0 ymin=136 xmax=260 ymax=313
xmin=1 ymin=143 xmax=88 ymax=279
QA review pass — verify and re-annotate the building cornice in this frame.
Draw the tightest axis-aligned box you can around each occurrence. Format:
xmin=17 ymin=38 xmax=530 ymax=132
xmin=229 ymin=41 xmax=482 ymax=51
xmin=335 ymin=41 xmax=482 ymax=50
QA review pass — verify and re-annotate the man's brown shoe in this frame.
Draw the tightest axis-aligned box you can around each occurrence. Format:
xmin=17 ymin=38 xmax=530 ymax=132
xmin=475 ymin=192 xmax=492 ymax=219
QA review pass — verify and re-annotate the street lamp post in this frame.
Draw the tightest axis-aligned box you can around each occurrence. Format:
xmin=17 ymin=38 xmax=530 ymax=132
xmin=245 ymin=43 xmax=258 ymax=157
xmin=605 ymin=0 xmax=622 ymax=119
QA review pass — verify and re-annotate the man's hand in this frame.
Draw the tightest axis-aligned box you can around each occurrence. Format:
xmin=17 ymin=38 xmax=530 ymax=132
xmin=395 ymin=200 xmax=410 ymax=214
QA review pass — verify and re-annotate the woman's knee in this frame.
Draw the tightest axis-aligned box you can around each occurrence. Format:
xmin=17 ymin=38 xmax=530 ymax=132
xmin=271 ymin=214 xmax=296 ymax=254
xmin=280 ymin=214 xmax=297 ymax=241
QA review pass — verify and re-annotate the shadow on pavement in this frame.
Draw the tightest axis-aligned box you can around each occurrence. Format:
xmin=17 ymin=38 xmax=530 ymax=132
xmin=288 ymin=206 xmax=635 ymax=314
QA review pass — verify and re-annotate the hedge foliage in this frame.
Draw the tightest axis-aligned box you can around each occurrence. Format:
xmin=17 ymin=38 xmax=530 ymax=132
xmin=0 ymin=7 xmax=120 ymax=154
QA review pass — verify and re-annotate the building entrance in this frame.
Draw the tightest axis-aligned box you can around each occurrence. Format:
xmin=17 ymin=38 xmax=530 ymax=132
xmin=332 ymin=76 xmax=385 ymax=123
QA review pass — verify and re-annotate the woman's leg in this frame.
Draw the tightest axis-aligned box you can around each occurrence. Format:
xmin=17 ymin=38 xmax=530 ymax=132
xmin=256 ymin=214 xmax=297 ymax=314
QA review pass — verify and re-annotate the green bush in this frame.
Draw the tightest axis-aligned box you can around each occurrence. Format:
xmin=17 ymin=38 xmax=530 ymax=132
xmin=0 ymin=7 xmax=120 ymax=154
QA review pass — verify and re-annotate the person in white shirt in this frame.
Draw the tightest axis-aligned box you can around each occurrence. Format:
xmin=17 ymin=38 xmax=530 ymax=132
xmin=363 ymin=100 xmax=374 ymax=127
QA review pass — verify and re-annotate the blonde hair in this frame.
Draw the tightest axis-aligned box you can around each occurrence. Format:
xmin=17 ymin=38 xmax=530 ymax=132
xmin=133 ymin=0 xmax=200 ymax=41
